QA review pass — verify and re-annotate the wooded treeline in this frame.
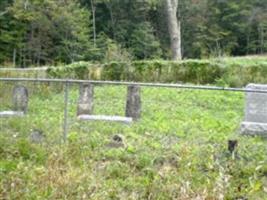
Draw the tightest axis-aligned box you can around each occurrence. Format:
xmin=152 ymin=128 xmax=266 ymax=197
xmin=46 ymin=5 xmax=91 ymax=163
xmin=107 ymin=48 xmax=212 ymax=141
xmin=0 ymin=0 xmax=266 ymax=67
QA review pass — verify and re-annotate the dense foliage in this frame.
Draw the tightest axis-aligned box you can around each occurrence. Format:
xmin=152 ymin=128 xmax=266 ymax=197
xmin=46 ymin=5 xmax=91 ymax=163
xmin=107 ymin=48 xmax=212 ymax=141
xmin=0 ymin=0 xmax=266 ymax=66
xmin=45 ymin=57 xmax=267 ymax=87
xmin=1 ymin=56 xmax=267 ymax=87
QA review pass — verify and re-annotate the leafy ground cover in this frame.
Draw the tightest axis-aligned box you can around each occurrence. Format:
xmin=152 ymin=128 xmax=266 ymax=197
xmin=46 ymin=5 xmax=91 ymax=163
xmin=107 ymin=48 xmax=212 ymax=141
xmin=0 ymin=83 xmax=266 ymax=199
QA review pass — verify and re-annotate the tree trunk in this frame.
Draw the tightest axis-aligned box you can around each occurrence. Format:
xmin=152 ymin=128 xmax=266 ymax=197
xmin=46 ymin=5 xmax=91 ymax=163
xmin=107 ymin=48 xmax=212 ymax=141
xmin=13 ymin=48 xmax=17 ymax=67
xmin=19 ymin=48 xmax=22 ymax=67
xmin=165 ymin=0 xmax=182 ymax=60
xmin=23 ymin=52 xmax=26 ymax=68
xmin=24 ymin=0 xmax=29 ymax=10
xmin=246 ymin=31 xmax=251 ymax=55
xmin=259 ymin=25 xmax=264 ymax=54
xmin=37 ymin=50 xmax=41 ymax=66
xmin=105 ymin=2 xmax=116 ymax=39
xmin=91 ymin=0 xmax=96 ymax=48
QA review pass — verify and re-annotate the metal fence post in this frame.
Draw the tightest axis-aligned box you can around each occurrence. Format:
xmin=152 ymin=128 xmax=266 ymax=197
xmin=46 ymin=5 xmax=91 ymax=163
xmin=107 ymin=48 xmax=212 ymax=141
xmin=63 ymin=80 xmax=69 ymax=142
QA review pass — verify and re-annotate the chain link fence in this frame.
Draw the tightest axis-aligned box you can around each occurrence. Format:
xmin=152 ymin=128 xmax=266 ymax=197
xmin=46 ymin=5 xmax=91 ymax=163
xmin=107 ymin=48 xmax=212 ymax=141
xmin=1 ymin=78 xmax=267 ymax=145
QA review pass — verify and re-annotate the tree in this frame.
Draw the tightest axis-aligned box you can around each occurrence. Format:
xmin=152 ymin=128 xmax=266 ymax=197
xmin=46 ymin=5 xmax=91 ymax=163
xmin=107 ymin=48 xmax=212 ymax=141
xmin=90 ymin=0 xmax=97 ymax=48
xmin=165 ymin=0 xmax=182 ymax=60
xmin=1 ymin=0 xmax=267 ymax=65
xmin=6 ymin=0 xmax=92 ymax=66
xmin=130 ymin=22 xmax=162 ymax=59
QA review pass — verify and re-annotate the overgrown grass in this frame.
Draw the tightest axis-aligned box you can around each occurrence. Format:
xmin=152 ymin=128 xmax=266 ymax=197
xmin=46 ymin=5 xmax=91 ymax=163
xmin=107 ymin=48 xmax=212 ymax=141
xmin=0 ymin=83 xmax=266 ymax=199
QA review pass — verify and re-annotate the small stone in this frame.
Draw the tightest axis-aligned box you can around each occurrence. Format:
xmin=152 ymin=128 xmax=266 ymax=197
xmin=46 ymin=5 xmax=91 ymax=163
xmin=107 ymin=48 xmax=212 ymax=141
xmin=113 ymin=134 xmax=124 ymax=142
xmin=167 ymin=155 xmax=179 ymax=167
xmin=153 ymin=155 xmax=179 ymax=168
xmin=153 ymin=157 xmax=166 ymax=166
xmin=228 ymin=140 xmax=238 ymax=154
xmin=106 ymin=134 xmax=127 ymax=148
xmin=30 ymin=129 xmax=45 ymax=144
xmin=160 ymin=135 xmax=180 ymax=149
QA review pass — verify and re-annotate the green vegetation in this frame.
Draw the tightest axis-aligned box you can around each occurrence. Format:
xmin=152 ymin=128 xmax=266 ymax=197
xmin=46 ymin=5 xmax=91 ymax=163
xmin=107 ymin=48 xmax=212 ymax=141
xmin=0 ymin=84 xmax=266 ymax=199
xmin=1 ymin=0 xmax=267 ymax=66
xmin=47 ymin=56 xmax=267 ymax=87
xmin=0 ymin=68 xmax=47 ymax=79
xmin=1 ymin=56 xmax=267 ymax=87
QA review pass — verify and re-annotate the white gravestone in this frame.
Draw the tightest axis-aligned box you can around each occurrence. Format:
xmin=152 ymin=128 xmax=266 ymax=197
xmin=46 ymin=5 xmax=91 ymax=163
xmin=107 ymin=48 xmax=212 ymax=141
xmin=77 ymin=83 xmax=94 ymax=116
xmin=0 ymin=85 xmax=28 ymax=117
xmin=241 ymin=84 xmax=267 ymax=136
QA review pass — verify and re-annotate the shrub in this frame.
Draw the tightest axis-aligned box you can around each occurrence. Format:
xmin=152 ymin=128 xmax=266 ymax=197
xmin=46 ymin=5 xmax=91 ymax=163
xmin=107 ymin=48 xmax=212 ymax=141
xmin=47 ymin=60 xmax=224 ymax=84
xmin=2 ymin=57 xmax=267 ymax=87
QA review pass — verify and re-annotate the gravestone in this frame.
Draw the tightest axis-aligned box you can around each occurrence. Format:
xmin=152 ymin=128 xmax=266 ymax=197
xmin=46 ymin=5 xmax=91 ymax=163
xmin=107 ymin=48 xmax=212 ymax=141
xmin=77 ymin=83 xmax=94 ymax=115
xmin=125 ymin=85 xmax=141 ymax=121
xmin=13 ymin=85 xmax=28 ymax=113
xmin=241 ymin=84 xmax=267 ymax=136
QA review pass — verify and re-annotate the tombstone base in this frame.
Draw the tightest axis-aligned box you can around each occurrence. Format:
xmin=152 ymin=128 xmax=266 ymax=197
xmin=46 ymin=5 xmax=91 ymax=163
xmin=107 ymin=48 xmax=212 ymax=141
xmin=78 ymin=115 xmax=133 ymax=124
xmin=241 ymin=121 xmax=267 ymax=136
xmin=0 ymin=111 xmax=25 ymax=118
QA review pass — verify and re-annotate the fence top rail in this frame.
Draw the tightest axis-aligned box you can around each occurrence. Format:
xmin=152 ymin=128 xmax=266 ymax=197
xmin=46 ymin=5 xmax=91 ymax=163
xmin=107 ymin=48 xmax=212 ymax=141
xmin=0 ymin=77 xmax=266 ymax=93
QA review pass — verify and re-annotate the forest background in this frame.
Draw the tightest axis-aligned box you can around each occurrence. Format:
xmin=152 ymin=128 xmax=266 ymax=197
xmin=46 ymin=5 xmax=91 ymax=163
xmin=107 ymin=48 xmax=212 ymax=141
xmin=0 ymin=0 xmax=266 ymax=67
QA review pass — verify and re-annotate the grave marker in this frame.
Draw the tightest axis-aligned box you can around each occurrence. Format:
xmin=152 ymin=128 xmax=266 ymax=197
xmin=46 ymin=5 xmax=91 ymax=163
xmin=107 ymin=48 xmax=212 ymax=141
xmin=241 ymin=84 xmax=267 ymax=136
xmin=13 ymin=85 xmax=28 ymax=113
xmin=125 ymin=85 xmax=141 ymax=121
xmin=77 ymin=83 xmax=94 ymax=115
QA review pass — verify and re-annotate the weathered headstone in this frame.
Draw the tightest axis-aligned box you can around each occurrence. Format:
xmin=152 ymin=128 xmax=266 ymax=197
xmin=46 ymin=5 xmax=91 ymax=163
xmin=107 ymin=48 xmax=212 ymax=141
xmin=125 ymin=85 xmax=141 ymax=121
xmin=241 ymin=84 xmax=267 ymax=136
xmin=13 ymin=85 xmax=28 ymax=113
xmin=77 ymin=83 xmax=94 ymax=115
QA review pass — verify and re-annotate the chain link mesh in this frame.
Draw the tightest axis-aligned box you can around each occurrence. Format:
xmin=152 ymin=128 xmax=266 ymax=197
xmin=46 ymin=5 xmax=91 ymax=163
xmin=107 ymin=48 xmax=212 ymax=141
xmin=0 ymin=79 xmax=250 ymax=144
